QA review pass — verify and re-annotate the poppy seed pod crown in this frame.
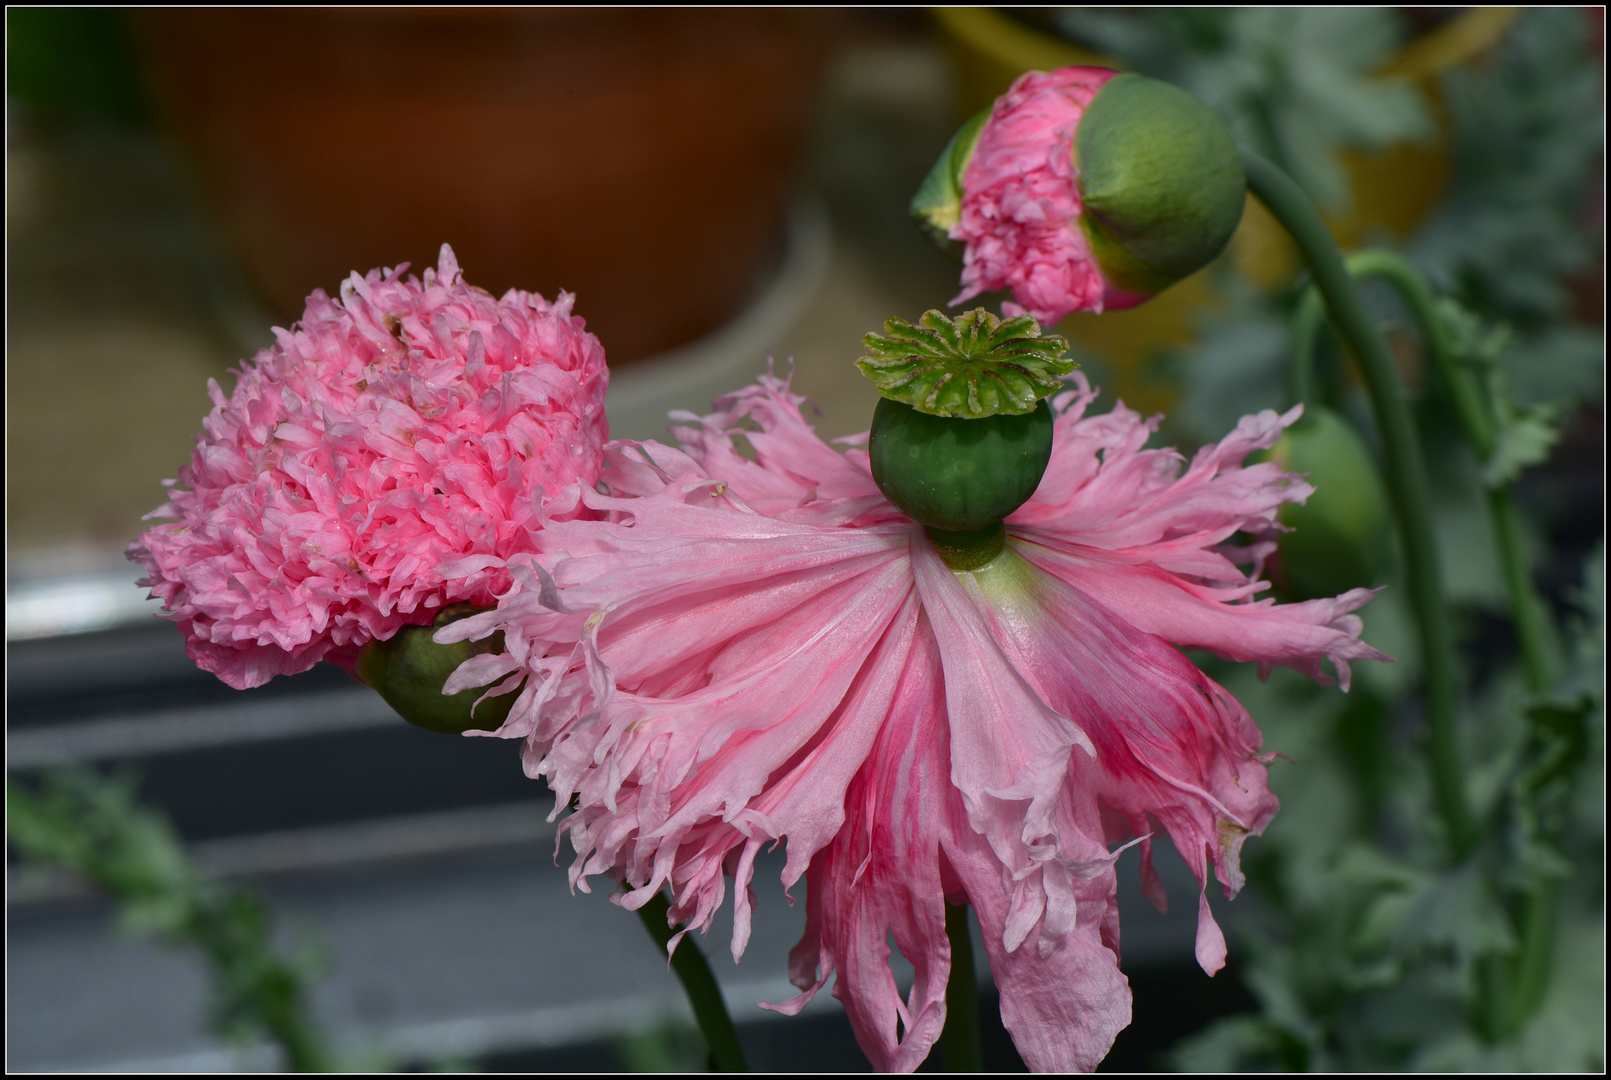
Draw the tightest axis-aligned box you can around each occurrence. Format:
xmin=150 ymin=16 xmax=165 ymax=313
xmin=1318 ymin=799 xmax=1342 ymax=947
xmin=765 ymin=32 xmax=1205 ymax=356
xmin=858 ymin=309 xmax=1073 ymax=548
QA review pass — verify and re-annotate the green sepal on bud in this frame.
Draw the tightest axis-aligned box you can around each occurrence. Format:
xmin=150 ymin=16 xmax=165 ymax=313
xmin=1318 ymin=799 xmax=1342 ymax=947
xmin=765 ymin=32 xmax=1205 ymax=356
xmin=1074 ymin=73 xmax=1245 ymax=294
xmin=356 ymin=604 xmax=520 ymax=735
xmin=909 ymin=106 xmax=990 ymax=250
xmin=1261 ymin=407 xmax=1392 ymax=601
xmin=857 ymin=308 xmax=1075 ymax=419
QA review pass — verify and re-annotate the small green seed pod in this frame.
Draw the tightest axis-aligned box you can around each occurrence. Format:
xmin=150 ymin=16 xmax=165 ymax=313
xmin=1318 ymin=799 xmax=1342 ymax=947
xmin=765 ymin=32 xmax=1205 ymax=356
xmin=357 ymin=604 xmax=518 ymax=735
xmin=869 ymin=397 xmax=1054 ymax=532
xmin=1263 ymin=407 xmax=1392 ymax=600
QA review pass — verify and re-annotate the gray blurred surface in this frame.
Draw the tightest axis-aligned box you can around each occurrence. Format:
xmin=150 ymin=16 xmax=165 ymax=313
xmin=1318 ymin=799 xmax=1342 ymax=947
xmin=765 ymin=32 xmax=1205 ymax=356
xmin=10 ymin=844 xmax=820 ymax=1071
xmin=7 ymin=616 xmax=1220 ymax=1072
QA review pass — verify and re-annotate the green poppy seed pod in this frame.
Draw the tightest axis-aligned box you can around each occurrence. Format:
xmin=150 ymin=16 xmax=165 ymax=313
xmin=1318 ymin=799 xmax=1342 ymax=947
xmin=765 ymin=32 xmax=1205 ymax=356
xmin=1074 ymin=73 xmax=1246 ymax=296
xmin=869 ymin=397 xmax=1054 ymax=533
xmin=858 ymin=308 xmax=1071 ymax=565
xmin=1264 ymin=408 xmax=1392 ymax=600
xmin=356 ymin=604 xmax=518 ymax=735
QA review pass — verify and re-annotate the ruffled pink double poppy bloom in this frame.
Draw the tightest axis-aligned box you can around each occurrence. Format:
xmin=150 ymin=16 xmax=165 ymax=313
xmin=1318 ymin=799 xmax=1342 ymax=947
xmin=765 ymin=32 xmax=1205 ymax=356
xmin=130 ymin=246 xmax=608 ymax=689
xmin=439 ymin=373 xmax=1384 ymax=1071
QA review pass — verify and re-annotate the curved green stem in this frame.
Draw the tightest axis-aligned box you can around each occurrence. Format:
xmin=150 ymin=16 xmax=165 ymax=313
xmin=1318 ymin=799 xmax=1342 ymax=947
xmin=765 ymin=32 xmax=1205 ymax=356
xmin=1337 ymin=250 xmax=1556 ymax=695
xmin=1477 ymin=874 xmax=1561 ymax=1040
xmin=1484 ymin=490 xmax=1557 ymax=695
xmin=1508 ymin=877 xmax=1559 ymax=1029
xmin=638 ymin=892 xmax=749 ymax=1072
xmin=1244 ymin=151 xmax=1478 ymax=859
xmin=1288 ymin=287 xmax=1326 ymax=409
xmin=1338 ymin=251 xmax=1496 ymax=453
xmin=940 ymin=902 xmax=983 ymax=1072
xmin=1326 ymin=254 xmax=1562 ymax=1038
xmin=1280 ymin=231 xmax=1570 ymax=1040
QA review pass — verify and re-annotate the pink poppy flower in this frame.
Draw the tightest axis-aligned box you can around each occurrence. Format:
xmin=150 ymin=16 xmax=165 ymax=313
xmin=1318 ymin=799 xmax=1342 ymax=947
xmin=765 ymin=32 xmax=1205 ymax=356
xmin=128 ymin=245 xmax=609 ymax=690
xmin=931 ymin=67 xmax=1245 ymax=326
xmin=437 ymin=372 xmax=1384 ymax=1072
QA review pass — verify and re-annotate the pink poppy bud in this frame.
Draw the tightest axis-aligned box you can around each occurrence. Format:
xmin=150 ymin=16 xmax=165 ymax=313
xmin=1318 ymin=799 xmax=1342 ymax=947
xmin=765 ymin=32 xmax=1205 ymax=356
xmin=915 ymin=68 xmax=1245 ymax=323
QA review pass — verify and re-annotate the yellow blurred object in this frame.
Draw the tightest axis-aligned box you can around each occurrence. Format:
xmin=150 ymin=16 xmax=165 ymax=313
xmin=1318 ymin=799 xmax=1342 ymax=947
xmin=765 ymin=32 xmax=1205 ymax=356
xmin=934 ymin=6 xmax=1112 ymax=108
xmin=930 ymin=7 xmax=1520 ymax=415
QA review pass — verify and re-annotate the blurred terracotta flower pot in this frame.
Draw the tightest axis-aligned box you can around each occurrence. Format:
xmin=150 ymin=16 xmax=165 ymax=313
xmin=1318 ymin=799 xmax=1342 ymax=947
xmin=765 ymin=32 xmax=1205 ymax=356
xmin=134 ymin=9 xmax=828 ymax=363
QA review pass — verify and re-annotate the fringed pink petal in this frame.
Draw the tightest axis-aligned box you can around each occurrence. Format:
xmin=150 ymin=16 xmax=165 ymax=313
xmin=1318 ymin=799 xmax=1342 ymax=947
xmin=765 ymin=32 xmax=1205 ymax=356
xmin=1195 ymin=890 xmax=1229 ymax=977
xmin=439 ymin=372 xmax=1389 ymax=1073
xmin=912 ymin=538 xmax=1105 ymax=959
xmin=961 ymin=541 xmax=1279 ymax=909
xmin=1019 ymin=545 xmax=1387 ymax=689
xmin=942 ymin=799 xmax=1130 ymax=1073
xmin=670 ymin=372 xmax=890 ymax=515
xmin=1014 ymin=382 xmax=1309 ymax=574
xmin=810 ymin=612 xmax=955 ymax=1072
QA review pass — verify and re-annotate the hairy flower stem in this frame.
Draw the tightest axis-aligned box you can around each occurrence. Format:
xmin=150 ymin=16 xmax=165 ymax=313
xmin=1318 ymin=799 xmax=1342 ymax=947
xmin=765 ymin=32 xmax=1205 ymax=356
xmin=1243 ymin=151 xmax=1478 ymax=858
xmin=940 ymin=902 xmax=984 ymax=1072
xmin=637 ymin=892 xmax=749 ymax=1072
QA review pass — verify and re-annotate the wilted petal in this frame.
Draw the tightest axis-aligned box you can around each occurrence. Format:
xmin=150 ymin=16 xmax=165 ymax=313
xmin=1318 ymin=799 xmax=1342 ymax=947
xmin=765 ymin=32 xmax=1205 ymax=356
xmin=943 ymin=799 xmax=1130 ymax=1073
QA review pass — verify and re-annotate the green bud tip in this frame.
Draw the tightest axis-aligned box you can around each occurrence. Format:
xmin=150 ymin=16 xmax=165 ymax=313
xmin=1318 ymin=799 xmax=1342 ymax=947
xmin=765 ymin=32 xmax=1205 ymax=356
xmin=909 ymin=106 xmax=990 ymax=249
xmin=1075 ymin=73 xmax=1246 ymax=293
xmin=857 ymin=308 xmax=1076 ymax=419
